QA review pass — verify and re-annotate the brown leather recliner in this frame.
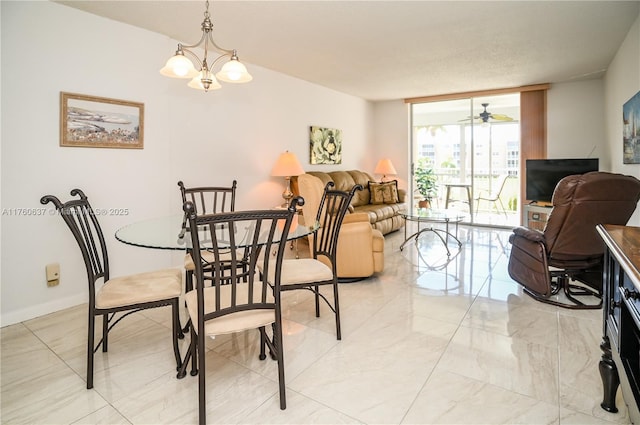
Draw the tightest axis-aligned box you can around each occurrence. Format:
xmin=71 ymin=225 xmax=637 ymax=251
xmin=508 ymin=171 xmax=640 ymax=309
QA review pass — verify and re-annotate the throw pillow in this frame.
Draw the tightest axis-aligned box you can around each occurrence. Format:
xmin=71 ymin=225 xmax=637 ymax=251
xmin=368 ymin=180 xmax=399 ymax=204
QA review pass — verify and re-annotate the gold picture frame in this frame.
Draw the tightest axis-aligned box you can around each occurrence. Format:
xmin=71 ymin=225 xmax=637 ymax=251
xmin=60 ymin=92 xmax=144 ymax=149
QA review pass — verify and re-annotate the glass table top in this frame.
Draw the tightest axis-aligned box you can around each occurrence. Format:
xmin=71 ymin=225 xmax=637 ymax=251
xmin=401 ymin=208 xmax=465 ymax=223
xmin=115 ymin=214 xmax=317 ymax=250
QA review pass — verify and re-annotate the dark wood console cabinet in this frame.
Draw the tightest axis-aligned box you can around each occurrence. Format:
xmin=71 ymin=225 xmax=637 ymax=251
xmin=598 ymin=224 xmax=640 ymax=423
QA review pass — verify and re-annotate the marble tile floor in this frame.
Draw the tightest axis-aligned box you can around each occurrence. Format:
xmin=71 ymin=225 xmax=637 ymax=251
xmin=1 ymin=225 xmax=631 ymax=424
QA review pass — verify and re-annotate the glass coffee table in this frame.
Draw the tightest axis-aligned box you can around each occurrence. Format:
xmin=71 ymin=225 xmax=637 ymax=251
xmin=400 ymin=209 xmax=464 ymax=256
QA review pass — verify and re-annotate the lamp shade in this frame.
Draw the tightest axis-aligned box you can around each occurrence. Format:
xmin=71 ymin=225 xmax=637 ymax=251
xmin=187 ymin=70 xmax=222 ymax=91
xmin=216 ymin=58 xmax=253 ymax=83
xmin=159 ymin=54 xmax=198 ymax=78
xmin=271 ymin=151 xmax=305 ymax=177
xmin=374 ymin=159 xmax=397 ymax=176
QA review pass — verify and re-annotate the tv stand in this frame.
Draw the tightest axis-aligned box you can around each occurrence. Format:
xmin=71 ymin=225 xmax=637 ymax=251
xmin=523 ymin=203 xmax=551 ymax=231
xmin=529 ymin=200 xmax=553 ymax=207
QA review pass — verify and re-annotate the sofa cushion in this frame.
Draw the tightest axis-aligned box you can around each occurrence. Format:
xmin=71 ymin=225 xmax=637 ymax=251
xmin=373 ymin=215 xmax=405 ymax=236
xmin=327 ymin=171 xmax=356 ymax=192
xmin=354 ymin=203 xmax=402 ymax=222
xmin=346 ymin=170 xmax=375 ymax=206
xmin=307 ymin=171 xmax=334 ymax=188
xmin=306 ymin=170 xmax=375 ymax=207
xmin=368 ymin=181 xmax=399 ymax=204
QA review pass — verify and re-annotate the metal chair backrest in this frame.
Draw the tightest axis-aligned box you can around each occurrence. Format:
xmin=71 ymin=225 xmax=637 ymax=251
xmin=41 ymin=189 xmax=108 ymax=305
xmin=491 ymin=174 xmax=510 ymax=198
xmin=178 ymin=180 xmax=237 ymax=215
xmin=312 ymin=182 xmax=362 ymax=272
xmin=183 ymin=198 xmax=301 ymax=322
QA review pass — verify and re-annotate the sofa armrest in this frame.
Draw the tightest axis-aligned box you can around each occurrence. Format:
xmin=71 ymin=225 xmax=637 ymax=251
xmin=398 ymin=188 xmax=407 ymax=203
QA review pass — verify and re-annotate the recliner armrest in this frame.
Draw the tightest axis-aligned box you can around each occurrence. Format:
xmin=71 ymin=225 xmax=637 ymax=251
xmin=512 ymin=226 xmax=545 ymax=243
xmin=343 ymin=212 xmax=370 ymax=224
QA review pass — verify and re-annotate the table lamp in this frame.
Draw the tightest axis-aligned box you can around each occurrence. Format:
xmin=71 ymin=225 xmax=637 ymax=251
xmin=271 ymin=151 xmax=305 ymax=206
xmin=374 ymin=159 xmax=397 ymax=182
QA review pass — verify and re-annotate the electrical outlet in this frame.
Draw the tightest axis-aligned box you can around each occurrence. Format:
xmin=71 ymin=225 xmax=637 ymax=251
xmin=46 ymin=263 xmax=60 ymax=287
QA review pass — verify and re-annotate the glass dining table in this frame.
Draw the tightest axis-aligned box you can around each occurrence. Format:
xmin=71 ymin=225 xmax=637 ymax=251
xmin=115 ymin=213 xmax=317 ymax=250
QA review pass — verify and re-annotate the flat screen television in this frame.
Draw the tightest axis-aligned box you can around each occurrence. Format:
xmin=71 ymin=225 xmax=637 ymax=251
xmin=526 ymin=158 xmax=599 ymax=203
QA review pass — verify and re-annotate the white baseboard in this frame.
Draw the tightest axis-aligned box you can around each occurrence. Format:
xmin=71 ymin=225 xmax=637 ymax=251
xmin=1 ymin=294 xmax=86 ymax=327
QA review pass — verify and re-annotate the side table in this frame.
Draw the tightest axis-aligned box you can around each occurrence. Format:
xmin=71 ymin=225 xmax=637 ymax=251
xmin=444 ymin=183 xmax=473 ymax=217
xmin=401 ymin=209 xmax=464 ymax=256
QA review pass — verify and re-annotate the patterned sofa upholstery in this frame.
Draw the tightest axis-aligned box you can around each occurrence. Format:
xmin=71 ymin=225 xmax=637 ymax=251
xmin=292 ymin=170 xmax=406 ymax=235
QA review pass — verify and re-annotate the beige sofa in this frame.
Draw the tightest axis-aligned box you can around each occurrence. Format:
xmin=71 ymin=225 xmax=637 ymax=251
xmin=293 ymin=170 xmax=406 ymax=235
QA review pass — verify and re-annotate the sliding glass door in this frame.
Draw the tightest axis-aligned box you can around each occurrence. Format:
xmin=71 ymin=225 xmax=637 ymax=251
xmin=411 ymin=94 xmax=520 ymax=227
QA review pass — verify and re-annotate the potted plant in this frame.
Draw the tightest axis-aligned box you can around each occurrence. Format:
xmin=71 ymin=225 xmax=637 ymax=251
xmin=415 ymin=158 xmax=438 ymax=209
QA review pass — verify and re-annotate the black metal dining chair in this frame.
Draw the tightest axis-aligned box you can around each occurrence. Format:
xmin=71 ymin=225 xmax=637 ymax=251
xmin=178 ymin=180 xmax=237 ymax=293
xmin=177 ymin=198 xmax=302 ymax=425
xmin=40 ymin=189 xmax=183 ymax=389
xmin=260 ymin=183 xmax=360 ymax=340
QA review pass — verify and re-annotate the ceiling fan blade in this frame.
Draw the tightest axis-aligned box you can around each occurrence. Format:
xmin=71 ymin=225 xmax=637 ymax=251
xmin=489 ymin=114 xmax=514 ymax=121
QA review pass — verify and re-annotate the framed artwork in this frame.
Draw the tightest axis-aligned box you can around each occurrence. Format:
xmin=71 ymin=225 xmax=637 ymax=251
xmin=309 ymin=126 xmax=342 ymax=164
xmin=60 ymin=92 xmax=144 ymax=149
xmin=623 ymin=90 xmax=640 ymax=164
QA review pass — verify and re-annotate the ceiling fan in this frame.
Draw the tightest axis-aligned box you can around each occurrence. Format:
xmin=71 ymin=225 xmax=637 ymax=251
xmin=461 ymin=103 xmax=514 ymax=123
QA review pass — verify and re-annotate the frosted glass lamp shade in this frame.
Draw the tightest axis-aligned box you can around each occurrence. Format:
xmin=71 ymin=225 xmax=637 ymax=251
xmin=216 ymin=59 xmax=253 ymax=83
xmin=160 ymin=54 xmax=198 ymax=79
xmin=187 ymin=71 xmax=222 ymax=91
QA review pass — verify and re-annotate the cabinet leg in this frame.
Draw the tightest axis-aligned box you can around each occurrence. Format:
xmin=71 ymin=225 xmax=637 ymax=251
xmin=600 ymin=336 xmax=620 ymax=413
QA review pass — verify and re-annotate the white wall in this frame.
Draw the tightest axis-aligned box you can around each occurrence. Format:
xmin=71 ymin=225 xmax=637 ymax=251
xmin=0 ymin=1 xmax=374 ymax=325
xmin=604 ymin=13 xmax=640 ymax=226
xmin=372 ymin=100 xmax=409 ymax=190
xmin=547 ymin=80 xmax=606 ymax=161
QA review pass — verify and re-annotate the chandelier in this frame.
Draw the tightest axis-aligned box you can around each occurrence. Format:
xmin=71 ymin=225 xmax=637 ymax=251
xmin=159 ymin=0 xmax=252 ymax=92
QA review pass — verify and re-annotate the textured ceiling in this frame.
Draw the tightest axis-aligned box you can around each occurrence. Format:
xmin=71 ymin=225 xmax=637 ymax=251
xmin=56 ymin=1 xmax=640 ymax=101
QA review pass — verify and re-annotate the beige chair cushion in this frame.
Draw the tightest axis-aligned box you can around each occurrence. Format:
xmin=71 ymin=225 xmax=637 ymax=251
xmin=260 ymin=258 xmax=333 ymax=286
xmin=184 ymin=282 xmax=275 ymax=336
xmin=96 ymin=268 xmax=182 ymax=309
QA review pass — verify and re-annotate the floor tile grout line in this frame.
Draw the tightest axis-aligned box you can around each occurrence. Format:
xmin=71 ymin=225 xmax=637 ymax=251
xmin=397 ymin=273 xmax=489 ymax=425
xmin=20 ymin=320 xmax=116 ymax=423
